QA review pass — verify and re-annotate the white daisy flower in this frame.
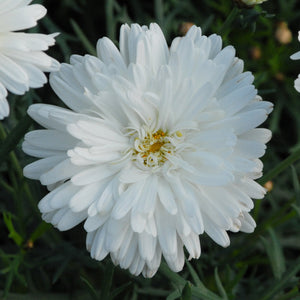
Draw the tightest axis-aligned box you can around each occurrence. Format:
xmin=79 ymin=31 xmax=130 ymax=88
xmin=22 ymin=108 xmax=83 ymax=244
xmin=0 ymin=0 xmax=59 ymax=120
xmin=23 ymin=23 xmax=273 ymax=277
xmin=235 ymin=0 xmax=267 ymax=6
xmin=291 ymin=31 xmax=300 ymax=92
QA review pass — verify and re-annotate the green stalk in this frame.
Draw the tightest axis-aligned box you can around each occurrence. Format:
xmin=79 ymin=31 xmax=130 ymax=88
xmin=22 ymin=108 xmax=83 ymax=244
xmin=218 ymin=6 xmax=240 ymax=36
xmin=105 ymin=0 xmax=116 ymax=41
xmin=259 ymin=148 xmax=300 ymax=185
xmin=0 ymin=122 xmax=37 ymax=213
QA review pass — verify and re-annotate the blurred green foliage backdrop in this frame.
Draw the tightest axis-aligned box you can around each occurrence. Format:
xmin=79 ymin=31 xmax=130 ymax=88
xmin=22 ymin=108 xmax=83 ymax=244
xmin=1 ymin=0 xmax=300 ymax=299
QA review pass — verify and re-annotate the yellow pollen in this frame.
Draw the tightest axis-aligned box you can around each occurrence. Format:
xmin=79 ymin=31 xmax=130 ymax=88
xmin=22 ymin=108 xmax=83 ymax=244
xmin=132 ymin=128 xmax=177 ymax=168
xmin=149 ymin=141 xmax=164 ymax=153
xmin=176 ymin=131 xmax=183 ymax=137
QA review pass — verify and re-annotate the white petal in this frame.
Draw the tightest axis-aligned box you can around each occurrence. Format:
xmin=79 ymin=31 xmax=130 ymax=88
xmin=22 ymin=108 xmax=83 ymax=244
xmin=0 ymin=96 xmax=9 ymax=120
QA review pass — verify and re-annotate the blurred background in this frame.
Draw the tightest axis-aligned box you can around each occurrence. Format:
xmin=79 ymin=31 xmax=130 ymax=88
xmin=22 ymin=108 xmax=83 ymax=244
xmin=1 ymin=0 xmax=300 ymax=299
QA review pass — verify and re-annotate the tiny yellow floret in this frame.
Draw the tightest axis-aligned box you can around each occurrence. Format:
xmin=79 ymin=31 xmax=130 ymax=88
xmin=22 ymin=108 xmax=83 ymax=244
xmin=176 ymin=131 xmax=183 ymax=137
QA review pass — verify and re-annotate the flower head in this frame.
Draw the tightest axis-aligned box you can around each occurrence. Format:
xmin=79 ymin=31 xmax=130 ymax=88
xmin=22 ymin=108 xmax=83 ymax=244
xmin=234 ymin=0 xmax=267 ymax=7
xmin=291 ymin=31 xmax=300 ymax=92
xmin=23 ymin=23 xmax=272 ymax=277
xmin=0 ymin=0 xmax=59 ymax=120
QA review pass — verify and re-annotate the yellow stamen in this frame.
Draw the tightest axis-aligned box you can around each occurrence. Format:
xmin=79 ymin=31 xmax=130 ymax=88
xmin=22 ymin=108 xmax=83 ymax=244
xmin=149 ymin=141 xmax=164 ymax=153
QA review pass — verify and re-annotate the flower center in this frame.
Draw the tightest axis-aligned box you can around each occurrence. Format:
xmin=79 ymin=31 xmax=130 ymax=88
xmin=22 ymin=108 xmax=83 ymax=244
xmin=131 ymin=128 xmax=178 ymax=168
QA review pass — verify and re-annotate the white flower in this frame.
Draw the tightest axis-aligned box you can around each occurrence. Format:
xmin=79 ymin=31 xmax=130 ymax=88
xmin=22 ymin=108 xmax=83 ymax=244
xmin=291 ymin=31 xmax=300 ymax=92
xmin=23 ymin=23 xmax=273 ymax=277
xmin=239 ymin=0 xmax=267 ymax=5
xmin=0 ymin=0 xmax=59 ymax=120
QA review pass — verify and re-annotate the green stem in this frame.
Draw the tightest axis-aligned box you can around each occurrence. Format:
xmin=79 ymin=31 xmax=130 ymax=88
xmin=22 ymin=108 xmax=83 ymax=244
xmin=218 ymin=6 xmax=240 ymax=36
xmin=0 ymin=122 xmax=37 ymax=213
xmin=259 ymin=148 xmax=300 ymax=185
xmin=154 ymin=0 xmax=164 ymax=27
xmin=0 ymin=178 xmax=14 ymax=194
xmin=105 ymin=0 xmax=116 ymax=41
xmin=70 ymin=19 xmax=96 ymax=56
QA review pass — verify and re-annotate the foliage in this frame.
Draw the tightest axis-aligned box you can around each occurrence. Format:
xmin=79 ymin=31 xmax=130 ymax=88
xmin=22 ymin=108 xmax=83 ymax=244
xmin=1 ymin=0 xmax=300 ymax=299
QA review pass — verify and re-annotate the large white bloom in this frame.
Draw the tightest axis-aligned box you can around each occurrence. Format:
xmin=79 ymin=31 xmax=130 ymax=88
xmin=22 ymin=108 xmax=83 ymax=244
xmin=291 ymin=31 xmax=300 ymax=92
xmin=23 ymin=23 xmax=272 ymax=277
xmin=0 ymin=0 xmax=59 ymax=119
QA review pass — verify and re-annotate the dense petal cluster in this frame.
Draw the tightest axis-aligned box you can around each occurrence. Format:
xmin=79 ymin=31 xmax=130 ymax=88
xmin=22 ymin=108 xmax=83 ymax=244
xmin=0 ymin=0 xmax=59 ymax=119
xmin=23 ymin=23 xmax=272 ymax=277
xmin=291 ymin=31 xmax=300 ymax=92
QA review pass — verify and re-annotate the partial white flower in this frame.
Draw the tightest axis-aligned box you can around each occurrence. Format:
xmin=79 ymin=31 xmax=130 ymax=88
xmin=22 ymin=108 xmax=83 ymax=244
xmin=291 ymin=31 xmax=300 ymax=92
xmin=238 ymin=0 xmax=267 ymax=5
xmin=23 ymin=23 xmax=273 ymax=277
xmin=0 ymin=0 xmax=59 ymax=120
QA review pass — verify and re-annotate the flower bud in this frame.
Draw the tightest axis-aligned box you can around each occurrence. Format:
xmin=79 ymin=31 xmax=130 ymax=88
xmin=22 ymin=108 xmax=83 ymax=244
xmin=275 ymin=22 xmax=292 ymax=44
xmin=233 ymin=0 xmax=267 ymax=8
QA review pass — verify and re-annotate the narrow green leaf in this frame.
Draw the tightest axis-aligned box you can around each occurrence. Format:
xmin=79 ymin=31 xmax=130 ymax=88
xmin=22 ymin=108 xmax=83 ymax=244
xmin=29 ymin=222 xmax=52 ymax=242
xmin=167 ymin=290 xmax=181 ymax=300
xmin=227 ymin=265 xmax=248 ymax=291
xmin=105 ymin=0 xmax=116 ymax=41
xmin=181 ymin=282 xmax=192 ymax=300
xmin=191 ymin=286 xmax=223 ymax=300
xmin=52 ymin=257 xmax=71 ymax=284
xmin=260 ymin=227 xmax=286 ymax=279
xmin=258 ymin=147 xmax=300 ymax=185
xmin=70 ymin=19 xmax=96 ymax=56
xmin=260 ymin=258 xmax=300 ymax=300
xmin=80 ymin=275 xmax=99 ymax=300
xmin=291 ymin=203 xmax=300 ymax=217
xmin=176 ymin=262 xmax=222 ymax=300
xmin=218 ymin=6 xmax=240 ymax=36
xmin=185 ymin=260 xmax=204 ymax=288
xmin=0 ymin=115 xmax=32 ymax=167
xmin=137 ymin=287 xmax=169 ymax=297
xmin=159 ymin=262 xmax=186 ymax=286
xmin=214 ymin=268 xmax=228 ymax=300
xmin=111 ymin=282 xmax=132 ymax=299
xmin=274 ymin=286 xmax=299 ymax=300
xmin=100 ymin=263 xmax=115 ymax=300
xmin=291 ymin=165 xmax=300 ymax=207
xmin=0 ymin=291 xmax=93 ymax=300
xmin=154 ymin=0 xmax=164 ymax=27
xmin=3 ymin=254 xmax=25 ymax=298
xmin=2 ymin=212 xmax=23 ymax=246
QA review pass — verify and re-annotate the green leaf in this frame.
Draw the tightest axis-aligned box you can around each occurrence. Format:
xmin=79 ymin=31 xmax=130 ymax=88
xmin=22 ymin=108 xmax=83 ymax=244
xmin=111 ymin=282 xmax=132 ymax=299
xmin=52 ymin=256 xmax=71 ymax=284
xmin=291 ymin=165 xmax=300 ymax=215
xmin=191 ymin=286 xmax=223 ymax=300
xmin=100 ymin=263 xmax=115 ymax=300
xmin=80 ymin=275 xmax=99 ymax=300
xmin=273 ymin=286 xmax=299 ymax=300
xmin=29 ymin=222 xmax=52 ymax=242
xmin=258 ymin=148 xmax=300 ymax=185
xmin=2 ymin=212 xmax=23 ymax=246
xmin=70 ymin=19 xmax=97 ymax=56
xmin=167 ymin=290 xmax=181 ymax=300
xmin=218 ymin=6 xmax=240 ymax=36
xmin=214 ymin=268 xmax=228 ymax=300
xmin=0 ymin=115 xmax=32 ymax=167
xmin=260 ymin=258 xmax=300 ymax=300
xmin=260 ymin=227 xmax=286 ymax=280
xmin=185 ymin=260 xmax=204 ymax=288
xmin=180 ymin=282 xmax=192 ymax=300
xmin=2 ymin=254 xmax=25 ymax=298
xmin=159 ymin=262 xmax=186 ymax=286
